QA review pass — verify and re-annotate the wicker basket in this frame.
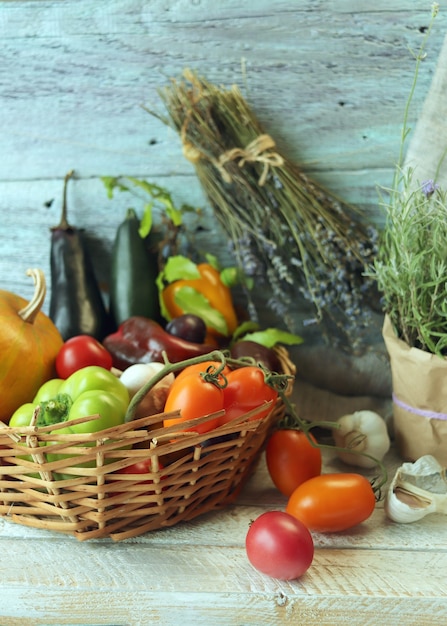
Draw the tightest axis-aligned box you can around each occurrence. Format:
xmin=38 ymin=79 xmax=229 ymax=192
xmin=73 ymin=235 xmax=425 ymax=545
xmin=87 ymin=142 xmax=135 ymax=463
xmin=0 ymin=349 xmax=295 ymax=541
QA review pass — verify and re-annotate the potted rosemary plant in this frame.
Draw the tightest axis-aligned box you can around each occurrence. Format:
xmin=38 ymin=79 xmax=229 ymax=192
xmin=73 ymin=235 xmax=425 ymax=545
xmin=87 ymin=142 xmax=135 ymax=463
xmin=371 ymin=3 xmax=447 ymax=464
xmin=374 ymin=171 xmax=447 ymax=465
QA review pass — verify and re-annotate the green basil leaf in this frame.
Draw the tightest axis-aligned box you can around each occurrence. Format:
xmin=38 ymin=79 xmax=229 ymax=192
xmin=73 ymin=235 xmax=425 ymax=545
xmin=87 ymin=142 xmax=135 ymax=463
xmin=242 ymin=328 xmax=303 ymax=348
xmin=232 ymin=320 xmax=260 ymax=341
xmin=220 ymin=266 xmax=254 ymax=289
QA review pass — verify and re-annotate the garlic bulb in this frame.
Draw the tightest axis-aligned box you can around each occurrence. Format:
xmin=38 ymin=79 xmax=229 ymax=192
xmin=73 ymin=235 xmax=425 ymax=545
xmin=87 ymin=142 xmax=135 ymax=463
xmin=385 ymin=455 xmax=447 ymax=523
xmin=332 ymin=410 xmax=391 ymax=468
xmin=119 ymin=362 xmax=175 ymax=419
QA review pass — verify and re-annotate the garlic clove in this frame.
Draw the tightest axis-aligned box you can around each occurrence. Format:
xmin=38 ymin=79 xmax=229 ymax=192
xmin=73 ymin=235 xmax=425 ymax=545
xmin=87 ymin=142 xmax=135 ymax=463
xmin=386 ymin=485 xmax=437 ymax=523
xmin=385 ymin=455 xmax=447 ymax=523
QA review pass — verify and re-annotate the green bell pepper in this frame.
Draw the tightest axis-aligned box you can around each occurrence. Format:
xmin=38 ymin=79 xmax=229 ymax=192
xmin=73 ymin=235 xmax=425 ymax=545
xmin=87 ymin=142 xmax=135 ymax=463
xmin=9 ymin=365 xmax=129 ymax=477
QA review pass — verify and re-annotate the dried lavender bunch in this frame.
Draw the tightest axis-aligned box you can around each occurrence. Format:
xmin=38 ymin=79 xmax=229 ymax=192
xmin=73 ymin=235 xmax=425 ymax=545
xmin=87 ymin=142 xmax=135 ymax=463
xmin=148 ymin=70 xmax=379 ymax=347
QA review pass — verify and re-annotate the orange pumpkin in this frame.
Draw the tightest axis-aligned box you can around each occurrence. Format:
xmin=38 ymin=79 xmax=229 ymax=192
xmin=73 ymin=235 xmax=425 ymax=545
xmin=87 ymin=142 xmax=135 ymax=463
xmin=0 ymin=268 xmax=63 ymax=423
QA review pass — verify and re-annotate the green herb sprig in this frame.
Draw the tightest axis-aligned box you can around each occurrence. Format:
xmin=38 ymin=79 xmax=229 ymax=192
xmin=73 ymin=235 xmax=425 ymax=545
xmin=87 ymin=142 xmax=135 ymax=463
xmin=374 ymin=172 xmax=447 ymax=355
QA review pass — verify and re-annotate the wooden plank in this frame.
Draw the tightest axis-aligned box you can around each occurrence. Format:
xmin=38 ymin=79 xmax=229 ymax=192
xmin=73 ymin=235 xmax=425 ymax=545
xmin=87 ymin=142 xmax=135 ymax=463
xmin=2 ymin=589 xmax=446 ymax=626
xmin=0 ymin=0 xmax=444 ymax=182
xmin=1 ymin=501 xmax=446 ymax=552
xmin=1 ymin=543 xmax=446 ymax=625
xmin=2 ymin=593 xmax=447 ymax=626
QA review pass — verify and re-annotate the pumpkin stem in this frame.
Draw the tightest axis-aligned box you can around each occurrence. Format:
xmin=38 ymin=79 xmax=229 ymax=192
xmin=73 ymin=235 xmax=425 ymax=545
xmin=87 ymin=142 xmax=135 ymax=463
xmin=18 ymin=268 xmax=47 ymax=324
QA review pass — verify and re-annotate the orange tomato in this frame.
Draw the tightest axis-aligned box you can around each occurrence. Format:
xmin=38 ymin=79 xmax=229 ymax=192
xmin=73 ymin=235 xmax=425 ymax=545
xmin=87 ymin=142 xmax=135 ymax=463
xmin=163 ymin=372 xmax=224 ymax=434
xmin=175 ymin=360 xmax=231 ymax=384
xmin=286 ymin=473 xmax=376 ymax=532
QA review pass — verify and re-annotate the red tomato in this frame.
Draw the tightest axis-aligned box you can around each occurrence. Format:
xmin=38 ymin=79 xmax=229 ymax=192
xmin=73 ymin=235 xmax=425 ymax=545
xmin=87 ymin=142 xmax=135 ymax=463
xmin=117 ymin=458 xmax=162 ymax=476
xmin=286 ymin=473 xmax=376 ymax=532
xmin=56 ymin=335 xmax=113 ymax=379
xmin=245 ymin=511 xmax=314 ymax=580
xmin=163 ymin=372 xmax=224 ymax=433
xmin=220 ymin=366 xmax=278 ymax=426
xmin=113 ymin=458 xmax=164 ymax=497
xmin=266 ymin=429 xmax=322 ymax=497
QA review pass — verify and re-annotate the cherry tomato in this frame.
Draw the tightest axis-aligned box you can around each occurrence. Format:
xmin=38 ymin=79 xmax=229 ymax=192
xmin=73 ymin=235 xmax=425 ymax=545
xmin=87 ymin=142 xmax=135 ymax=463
xmin=245 ymin=511 xmax=314 ymax=580
xmin=286 ymin=473 xmax=376 ymax=532
xmin=163 ymin=372 xmax=224 ymax=434
xmin=56 ymin=335 xmax=113 ymax=379
xmin=220 ymin=366 xmax=278 ymax=426
xmin=266 ymin=429 xmax=322 ymax=497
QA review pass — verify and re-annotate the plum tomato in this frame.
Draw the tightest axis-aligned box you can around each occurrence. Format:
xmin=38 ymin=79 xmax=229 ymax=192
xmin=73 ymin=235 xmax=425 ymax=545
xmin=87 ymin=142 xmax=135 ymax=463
xmin=56 ymin=335 xmax=113 ymax=379
xmin=266 ymin=429 xmax=322 ymax=497
xmin=286 ymin=473 xmax=376 ymax=532
xmin=245 ymin=510 xmax=314 ymax=580
xmin=165 ymin=314 xmax=207 ymax=344
xmin=163 ymin=372 xmax=224 ymax=434
xmin=220 ymin=366 xmax=278 ymax=426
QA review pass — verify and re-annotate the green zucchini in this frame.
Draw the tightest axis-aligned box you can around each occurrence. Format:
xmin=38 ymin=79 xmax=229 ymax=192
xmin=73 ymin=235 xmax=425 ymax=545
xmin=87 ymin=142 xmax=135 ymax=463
xmin=109 ymin=208 xmax=160 ymax=326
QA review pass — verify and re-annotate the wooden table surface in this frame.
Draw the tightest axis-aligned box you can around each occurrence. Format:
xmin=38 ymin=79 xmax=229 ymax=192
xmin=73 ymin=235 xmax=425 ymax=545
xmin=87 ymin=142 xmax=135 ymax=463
xmin=1 ymin=442 xmax=446 ymax=626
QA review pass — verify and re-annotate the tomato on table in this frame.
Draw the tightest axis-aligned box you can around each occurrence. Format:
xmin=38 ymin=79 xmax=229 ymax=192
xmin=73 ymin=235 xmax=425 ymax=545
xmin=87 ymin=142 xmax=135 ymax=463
xmin=56 ymin=335 xmax=113 ymax=378
xmin=286 ymin=472 xmax=376 ymax=532
xmin=266 ymin=429 xmax=322 ymax=496
xmin=245 ymin=510 xmax=314 ymax=580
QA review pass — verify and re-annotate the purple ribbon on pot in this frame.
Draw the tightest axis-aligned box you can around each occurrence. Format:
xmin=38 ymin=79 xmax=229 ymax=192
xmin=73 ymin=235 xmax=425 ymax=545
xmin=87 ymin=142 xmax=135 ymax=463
xmin=392 ymin=393 xmax=447 ymax=421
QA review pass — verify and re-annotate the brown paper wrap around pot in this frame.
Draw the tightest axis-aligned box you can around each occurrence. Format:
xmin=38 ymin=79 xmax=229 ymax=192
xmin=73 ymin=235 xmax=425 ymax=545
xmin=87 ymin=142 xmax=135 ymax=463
xmin=383 ymin=315 xmax=447 ymax=465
